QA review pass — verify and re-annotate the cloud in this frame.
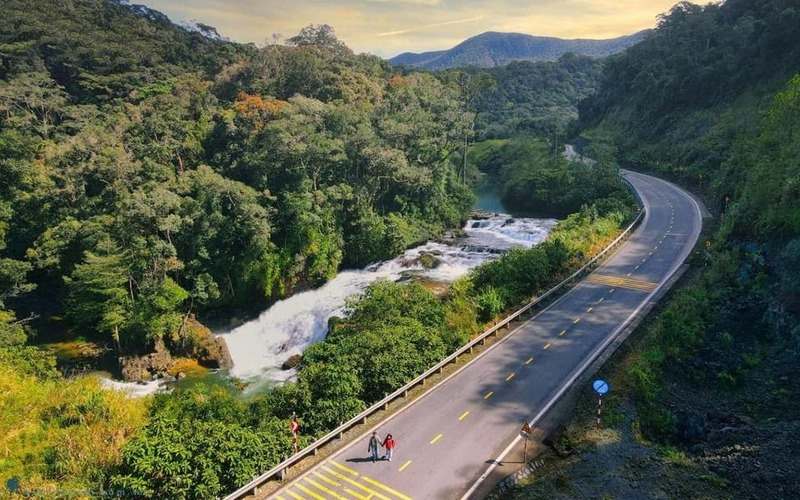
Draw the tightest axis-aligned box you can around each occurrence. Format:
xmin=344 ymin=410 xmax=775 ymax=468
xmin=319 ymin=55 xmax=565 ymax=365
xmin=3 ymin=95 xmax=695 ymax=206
xmin=376 ymin=15 xmax=485 ymax=37
xmin=139 ymin=0 xmax=677 ymax=57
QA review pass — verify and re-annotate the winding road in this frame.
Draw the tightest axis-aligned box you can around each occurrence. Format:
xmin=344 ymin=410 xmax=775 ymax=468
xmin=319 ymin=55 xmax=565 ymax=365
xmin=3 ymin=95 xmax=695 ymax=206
xmin=266 ymin=170 xmax=704 ymax=500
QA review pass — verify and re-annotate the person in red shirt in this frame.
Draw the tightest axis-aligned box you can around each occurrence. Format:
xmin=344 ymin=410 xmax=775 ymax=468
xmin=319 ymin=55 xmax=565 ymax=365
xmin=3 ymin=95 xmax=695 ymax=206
xmin=382 ymin=433 xmax=396 ymax=462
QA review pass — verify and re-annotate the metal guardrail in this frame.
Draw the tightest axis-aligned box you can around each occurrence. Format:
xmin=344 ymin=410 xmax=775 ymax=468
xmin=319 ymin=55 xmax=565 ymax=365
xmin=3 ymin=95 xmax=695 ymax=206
xmin=225 ymin=182 xmax=645 ymax=500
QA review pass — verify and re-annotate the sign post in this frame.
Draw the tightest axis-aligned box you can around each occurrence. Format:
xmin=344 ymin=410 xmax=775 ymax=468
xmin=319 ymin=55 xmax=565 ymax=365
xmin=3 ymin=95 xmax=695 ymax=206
xmin=592 ymin=379 xmax=610 ymax=429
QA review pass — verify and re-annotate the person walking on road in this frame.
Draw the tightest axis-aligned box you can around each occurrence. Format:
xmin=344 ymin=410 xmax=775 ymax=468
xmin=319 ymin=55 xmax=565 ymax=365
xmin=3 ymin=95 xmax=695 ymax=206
xmin=368 ymin=431 xmax=381 ymax=462
xmin=382 ymin=433 xmax=396 ymax=462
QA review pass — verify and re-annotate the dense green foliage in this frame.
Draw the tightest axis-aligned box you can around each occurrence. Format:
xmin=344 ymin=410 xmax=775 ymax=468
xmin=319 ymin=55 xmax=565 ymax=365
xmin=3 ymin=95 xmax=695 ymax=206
xmin=577 ymin=0 xmax=800 ymax=441
xmin=468 ymin=137 xmax=635 ymax=217
xmin=0 ymin=0 xmax=655 ymax=497
xmin=0 ymin=1 xmax=476 ymax=355
xmin=475 ymin=54 xmax=604 ymax=139
xmin=0 ymin=354 xmax=148 ymax=494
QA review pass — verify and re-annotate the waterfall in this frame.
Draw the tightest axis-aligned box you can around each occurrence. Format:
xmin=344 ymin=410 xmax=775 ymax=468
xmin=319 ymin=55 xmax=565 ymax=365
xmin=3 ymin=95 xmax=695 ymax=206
xmin=220 ymin=213 xmax=557 ymax=386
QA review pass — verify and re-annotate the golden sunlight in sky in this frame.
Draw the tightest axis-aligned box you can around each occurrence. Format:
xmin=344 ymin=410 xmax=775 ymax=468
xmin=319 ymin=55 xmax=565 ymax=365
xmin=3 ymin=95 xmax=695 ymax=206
xmin=139 ymin=0 xmax=682 ymax=57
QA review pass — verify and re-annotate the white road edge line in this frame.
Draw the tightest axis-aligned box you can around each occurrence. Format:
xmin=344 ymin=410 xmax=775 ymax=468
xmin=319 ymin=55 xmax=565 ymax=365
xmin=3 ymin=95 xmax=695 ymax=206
xmin=459 ymin=171 xmax=702 ymax=500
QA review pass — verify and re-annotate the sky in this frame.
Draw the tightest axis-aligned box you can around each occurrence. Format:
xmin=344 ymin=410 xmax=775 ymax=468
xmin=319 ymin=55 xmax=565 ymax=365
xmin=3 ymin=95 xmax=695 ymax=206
xmin=139 ymin=0 xmax=681 ymax=58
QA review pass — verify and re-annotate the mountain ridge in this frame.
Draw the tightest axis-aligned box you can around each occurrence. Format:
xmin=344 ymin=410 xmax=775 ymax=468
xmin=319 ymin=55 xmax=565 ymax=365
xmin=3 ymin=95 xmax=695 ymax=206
xmin=389 ymin=30 xmax=648 ymax=69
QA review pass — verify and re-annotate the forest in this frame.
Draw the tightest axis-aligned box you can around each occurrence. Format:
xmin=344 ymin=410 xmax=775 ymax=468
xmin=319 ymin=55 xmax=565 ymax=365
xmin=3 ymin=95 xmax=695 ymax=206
xmin=0 ymin=0 xmax=639 ymax=497
xmin=495 ymin=1 xmax=800 ymax=498
xmin=10 ymin=0 xmax=797 ymax=498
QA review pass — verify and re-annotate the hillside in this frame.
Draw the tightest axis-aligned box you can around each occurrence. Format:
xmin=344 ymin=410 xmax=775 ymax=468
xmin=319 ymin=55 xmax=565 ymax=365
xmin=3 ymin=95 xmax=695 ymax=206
xmin=475 ymin=53 xmax=605 ymax=138
xmin=388 ymin=30 xmax=647 ymax=70
xmin=495 ymin=0 xmax=800 ymax=498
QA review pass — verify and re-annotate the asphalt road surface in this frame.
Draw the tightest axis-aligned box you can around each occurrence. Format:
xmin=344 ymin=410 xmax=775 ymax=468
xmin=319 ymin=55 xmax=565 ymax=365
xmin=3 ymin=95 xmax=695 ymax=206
xmin=269 ymin=170 xmax=703 ymax=500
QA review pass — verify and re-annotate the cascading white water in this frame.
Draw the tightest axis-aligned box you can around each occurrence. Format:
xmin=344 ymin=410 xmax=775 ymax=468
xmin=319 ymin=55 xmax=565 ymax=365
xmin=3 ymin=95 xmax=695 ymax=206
xmin=219 ymin=213 xmax=557 ymax=386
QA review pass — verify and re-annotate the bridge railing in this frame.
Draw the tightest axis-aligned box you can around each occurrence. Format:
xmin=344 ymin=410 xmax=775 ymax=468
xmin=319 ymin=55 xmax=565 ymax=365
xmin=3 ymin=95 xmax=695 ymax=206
xmin=224 ymin=181 xmax=644 ymax=500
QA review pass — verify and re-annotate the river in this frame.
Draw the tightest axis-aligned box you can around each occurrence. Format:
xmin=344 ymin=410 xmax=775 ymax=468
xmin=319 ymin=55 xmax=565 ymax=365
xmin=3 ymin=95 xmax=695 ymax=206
xmin=103 ymin=196 xmax=557 ymax=396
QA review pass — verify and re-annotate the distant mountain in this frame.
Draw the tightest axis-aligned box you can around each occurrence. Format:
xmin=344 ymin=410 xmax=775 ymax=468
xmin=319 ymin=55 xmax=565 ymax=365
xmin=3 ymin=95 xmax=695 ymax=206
xmin=388 ymin=31 xmax=648 ymax=69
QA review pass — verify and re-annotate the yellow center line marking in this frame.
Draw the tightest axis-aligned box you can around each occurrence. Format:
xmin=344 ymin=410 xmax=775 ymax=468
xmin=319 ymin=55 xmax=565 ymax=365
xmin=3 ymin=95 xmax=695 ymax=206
xmin=525 ymin=357 xmax=534 ymax=364
xmin=398 ymin=460 xmax=412 ymax=473
xmin=506 ymin=372 xmax=516 ymax=381
xmin=304 ymin=477 xmax=348 ymax=500
xmin=543 ymin=343 xmax=552 ymax=350
xmin=573 ymin=318 xmax=580 ymax=324
xmin=587 ymin=307 xmax=593 ymax=313
xmin=430 ymin=433 xmax=443 ymax=444
xmin=276 ymin=496 xmax=288 ymax=500
xmin=361 ymin=476 xmax=412 ymax=500
xmin=285 ymin=489 xmax=304 ymax=500
xmin=484 ymin=391 xmax=494 ymax=399
xmin=459 ymin=410 xmax=470 ymax=420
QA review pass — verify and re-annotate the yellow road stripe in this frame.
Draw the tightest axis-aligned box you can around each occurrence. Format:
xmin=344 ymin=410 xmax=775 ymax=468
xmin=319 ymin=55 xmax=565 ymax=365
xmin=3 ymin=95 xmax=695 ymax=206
xmin=276 ymin=496 xmax=288 ymax=500
xmin=398 ymin=460 xmax=412 ymax=472
xmin=525 ymin=357 xmax=533 ymax=364
xmin=484 ymin=391 xmax=494 ymax=399
xmin=285 ymin=489 xmax=304 ymax=500
xmin=296 ymin=483 xmax=325 ymax=500
xmin=304 ymin=477 xmax=348 ymax=500
xmin=312 ymin=470 xmax=341 ymax=488
xmin=362 ymin=475 xmax=413 ymax=500
xmin=459 ymin=411 xmax=470 ymax=420
xmin=344 ymin=489 xmax=368 ymax=500
xmin=543 ymin=343 xmax=552 ymax=350
xmin=586 ymin=274 xmax=657 ymax=292
xmin=330 ymin=461 xmax=359 ymax=476
xmin=430 ymin=433 xmax=443 ymax=444
xmin=506 ymin=372 xmax=516 ymax=381
xmin=322 ymin=466 xmax=390 ymax=500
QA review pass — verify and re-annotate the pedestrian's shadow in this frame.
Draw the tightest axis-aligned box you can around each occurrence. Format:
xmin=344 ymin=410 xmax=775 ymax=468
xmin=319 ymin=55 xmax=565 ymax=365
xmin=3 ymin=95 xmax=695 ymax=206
xmin=345 ymin=457 xmax=377 ymax=463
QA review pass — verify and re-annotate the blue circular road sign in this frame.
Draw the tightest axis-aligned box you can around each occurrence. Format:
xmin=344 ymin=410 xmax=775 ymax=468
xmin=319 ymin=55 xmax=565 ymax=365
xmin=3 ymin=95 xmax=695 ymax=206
xmin=593 ymin=379 xmax=609 ymax=395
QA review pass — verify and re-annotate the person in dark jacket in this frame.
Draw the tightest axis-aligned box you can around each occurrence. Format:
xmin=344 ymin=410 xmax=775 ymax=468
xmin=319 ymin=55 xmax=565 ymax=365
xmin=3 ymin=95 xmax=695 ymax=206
xmin=367 ymin=431 xmax=381 ymax=462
